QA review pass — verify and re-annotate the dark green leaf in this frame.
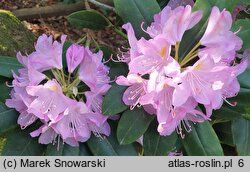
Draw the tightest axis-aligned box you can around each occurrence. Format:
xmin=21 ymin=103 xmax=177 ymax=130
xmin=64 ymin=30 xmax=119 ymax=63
xmin=2 ymin=128 xmax=46 ymax=155
xmin=211 ymin=0 xmax=238 ymax=12
xmin=62 ymin=144 xmax=80 ymax=155
xmin=117 ymin=108 xmax=154 ymax=145
xmin=143 ymin=120 xmax=177 ymax=156
xmin=238 ymin=0 xmax=250 ymax=5
xmin=79 ymin=143 xmax=92 ymax=156
xmin=62 ymin=41 xmax=73 ymax=69
xmin=0 ymin=76 xmax=9 ymax=84
xmin=182 ymin=121 xmax=224 ymax=156
xmin=87 ymin=135 xmax=118 ymax=156
xmin=213 ymin=122 xmax=234 ymax=146
xmin=157 ymin=0 xmax=169 ymax=9
xmin=212 ymin=106 xmax=241 ymax=120
xmin=67 ymin=10 xmax=110 ymax=30
xmin=238 ymin=68 xmax=250 ymax=89
xmin=0 ymin=83 xmax=11 ymax=102
xmin=0 ymin=56 xmax=22 ymax=78
xmin=213 ymin=88 xmax=250 ymax=120
xmin=87 ymin=121 xmax=138 ymax=156
xmin=45 ymin=141 xmax=85 ymax=156
xmin=231 ymin=19 xmax=250 ymax=52
xmin=102 ymin=83 xmax=128 ymax=116
xmin=179 ymin=0 xmax=238 ymax=61
xmin=232 ymin=117 xmax=250 ymax=155
xmin=0 ymin=103 xmax=18 ymax=136
xmin=114 ymin=0 xmax=160 ymax=38
xmin=45 ymin=142 xmax=64 ymax=156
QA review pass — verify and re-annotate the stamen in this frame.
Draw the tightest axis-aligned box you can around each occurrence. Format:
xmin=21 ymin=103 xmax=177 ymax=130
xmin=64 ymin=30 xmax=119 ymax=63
xmin=182 ymin=119 xmax=192 ymax=133
xmin=57 ymin=136 xmax=61 ymax=151
xmin=109 ymin=76 xmax=117 ymax=84
xmin=121 ymin=46 xmax=129 ymax=50
xmin=110 ymin=53 xmax=130 ymax=63
xmin=180 ymin=132 xmax=185 ymax=139
xmin=102 ymin=54 xmax=112 ymax=64
xmin=130 ymin=98 xmax=141 ymax=110
xmin=223 ymin=97 xmax=237 ymax=106
xmin=234 ymin=26 xmax=243 ymax=34
xmin=5 ymin=81 xmax=14 ymax=87
xmin=244 ymin=9 xmax=250 ymax=14
xmin=140 ymin=22 xmax=151 ymax=35
xmin=92 ymin=126 xmax=104 ymax=140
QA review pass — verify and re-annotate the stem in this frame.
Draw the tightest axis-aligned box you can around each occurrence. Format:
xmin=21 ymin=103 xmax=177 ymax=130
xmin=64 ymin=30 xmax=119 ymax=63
xmin=57 ymin=68 xmax=66 ymax=86
xmin=67 ymin=72 xmax=71 ymax=85
xmin=51 ymin=69 xmax=62 ymax=85
xmin=88 ymin=0 xmax=115 ymax=12
xmin=61 ymin=69 xmax=65 ymax=84
xmin=175 ymin=42 xmax=179 ymax=62
xmin=67 ymin=76 xmax=80 ymax=90
xmin=90 ymin=35 xmax=100 ymax=50
xmin=180 ymin=53 xmax=198 ymax=67
xmin=181 ymin=42 xmax=201 ymax=65
xmin=76 ymin=35 xmax=87 ymax=44
xmin=77 ymin=92 xmax=85 ymax=95
xmin=113 ymin=27 xmax=128 ymax=40
xmin=45 ymin=75 xmax=51 ymax=80
xmin=85 ymin=35 xmax=91 ymax=47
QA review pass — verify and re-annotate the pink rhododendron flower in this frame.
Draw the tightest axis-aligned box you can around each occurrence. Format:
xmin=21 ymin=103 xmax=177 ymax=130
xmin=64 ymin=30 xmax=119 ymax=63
xmin=146 ymin=5 xmax=202 ymax=44
xmin=66 ymin=44 xmax=85 ymax=73
xmin=29 ymin=34 xmax=66 ymax=71
xmin=26 ymin=79 xmax=68 ymax=122
xmin=6 ymin=34 xmax=111 ymax=146
xmin=79 ymin=47 xmax=110 ymax=91
xmin=117 ymin=5 xmax=246 ymax=138
xmin=200 ymin=7 xmax=242 ymax=63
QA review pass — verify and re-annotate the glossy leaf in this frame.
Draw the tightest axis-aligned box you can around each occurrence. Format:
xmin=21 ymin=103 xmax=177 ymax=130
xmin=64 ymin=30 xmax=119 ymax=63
xmin=212 ymin=106 xmax=241 ymax=120
xmin=102 ymin=84 xmax=128 ymax=116
xmin=62 ymin=41 xmax=73 ymax=69
xmin=213 ymin=88 xmax=250 ymax=120
xmin=231 ymin=19 xmax=250 ymax=52
xmin=182 ymin=121 xmax=224 ymax=156
xmin=232 ymin=117 xmax=250 ymax=155
xmin=238 ymin=0 xmax=250 ymax=5
xmin=117 ymin=108 xmax=154 ymax=145
xmin=67 ymin=10 xmax=110 ymax=30
xmin=45 ymin=142 xmax=64 ymax=156
xmin=45 ymin=142 xmax=80 ymax=156
xmin=87 ymin=135 xmax=118 ymax=156
xmin=157 ymin=0 xmax=168 ymax=9
xmin=178 ymin=0 xmax=238 ymax=61
xmin=0 ymin=76 xmax=9 ymax=84
xmin=0 ymin=103 xmax=18 ymax=136
xmin=0 ymin=83 xmax=11 ymax=102
xmin=2 ymin=128 xmax=46 ymax=155
xmin=79 ymin=143 xmax=92 ymax=156
xmin=114 ymin=0 xmax=160 ymax=38
xmin=0 ymin=56 xmax=22 ymax=78
xmin=167 ymin=0 xmax=194 ymax=9
xmin=87 ymin=122 xmax=138 ymax=156
xmin=238 ymin=68 xmax=250 ymax=89
xmin=213 ymin=122 xmax=234 ymax=146
xmin=143 ymin=120 xmax=177 ymax=156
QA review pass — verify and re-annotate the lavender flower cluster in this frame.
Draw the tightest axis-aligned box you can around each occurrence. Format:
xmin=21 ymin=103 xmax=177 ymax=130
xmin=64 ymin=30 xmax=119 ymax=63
xmin=6 ymin=5 xmax=247 ymax=145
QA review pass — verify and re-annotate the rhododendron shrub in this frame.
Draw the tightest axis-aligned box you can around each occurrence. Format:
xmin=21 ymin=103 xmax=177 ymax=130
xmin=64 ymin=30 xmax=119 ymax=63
xmin=1 ymin=0 xmax=250 ymax=156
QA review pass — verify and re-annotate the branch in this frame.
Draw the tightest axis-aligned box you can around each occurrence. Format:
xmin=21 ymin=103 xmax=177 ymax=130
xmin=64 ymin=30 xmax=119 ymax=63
xmin=12 ymin=1 xmax=85 ymax=20
xmin=88 ymin=0 xmax=115 ymax=12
